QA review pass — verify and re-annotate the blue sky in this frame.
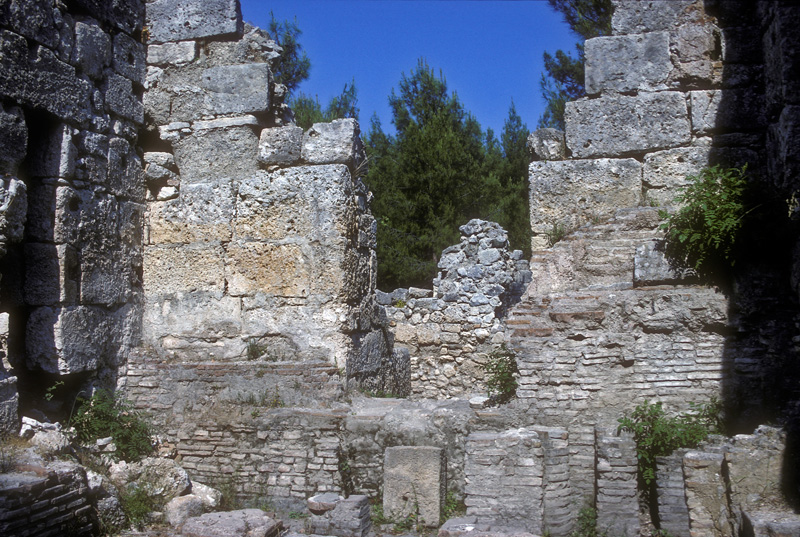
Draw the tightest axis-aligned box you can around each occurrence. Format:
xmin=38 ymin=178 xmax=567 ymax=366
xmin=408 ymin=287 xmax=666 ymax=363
xmin=239 ymin=1 xmax=579 ymax=136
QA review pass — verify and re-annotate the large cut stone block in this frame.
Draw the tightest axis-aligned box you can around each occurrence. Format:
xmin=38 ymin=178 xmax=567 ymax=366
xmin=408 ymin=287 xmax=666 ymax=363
xmin=173 ymin=126 xmax=259 ymax=183
xmin=0 ymin=373 xmax=18 ymax=435
xmin=146 ymin=0 xmax=242 ymax=44
xmin=24 ymin=243 xmax=79 ymax=306
xmin=143 ymin=243 xmax=226 ymax=297
xmin=27 ymin=124 xmax=76 ymax=179
xmin=565 ymin=92 xmax=690 ymax=158
xmin=144 ymin=293 xmax=242 ymax=341
xmin=302 ymin=119 xmax=364 ymax=167
xmin=147 ymin=180 xmax=236 ymax=244
xmin=225 ymin=241 xmax=311 ymax=298
xmin=0 ymin=30 xmax=92 ymax=123
xmin=105 ymin=72 xmax=145 ymax=124
xmin=683 ymin=451 xmax=734 ymax=537
xmin=634 ymin=241 xmax=696 ymax=286
xmin=0 ymin=0 xmax=59 ymax=49
xmin=107 ymin=136 xmax=145 ymax=199
xmin=690 ymin=89 xmax=766 ymax=135
xmin=529 ymin=159 xmax=641 ymax=249
xmin=642 ymin=142 xmax=712 ymax=207
xmin=585 ymin=33 xmax=671 ymax=94
xmin=200 ymin=64 xmax=271 ymax=115
xmin=0 ymin=103 xmax=26 ymax=173
xmin=71 ymin=20 xmax=111 ymax=80
xmin=258 ymin=126 xmax=303 ymax=167
xmin=0 ymin=176 xmax=27 ymax=247
xmin=596 ymin=430 xmax=639 ymax=537
xmin=383 ymin=446 xmax=445 ymax=527
xmin=147 ymin=41 xmax=197 ymax=66
xmin=612 ymin=0 xmax=703 ymax=34
xmin=112 ymin=31 xmax=145 ymax=83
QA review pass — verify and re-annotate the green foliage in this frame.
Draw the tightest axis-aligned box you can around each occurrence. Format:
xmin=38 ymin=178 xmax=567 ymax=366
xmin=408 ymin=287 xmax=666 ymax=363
xmin=268 ymin=13 xmax=311 ymax=94
xmin=0 ymin=434 xmax=27 ymax=472
xmin=364 ymin=60 xmax=531 ymax=289
xmin=440 ymin=491 xmax=466 ymax=524
xmin=120 ymin=483 xmax=162 ymax=529
xmin=570 ymin=506 xmax=600 ymax=537
xmin=246 ymin=338 xmax=267 ymax=360
xmin=539 ymin=0 xmax=613 ymax=129
xmin=291 ymin=79 xmax=359 ymax=130
xmin=371 ymin=501 xmax=392 ymax=525
xmin=70 ymin=390 xmax=153 ymax=462
xmin=288 ymin=511 xmax=310 ymax=519
xmin=659 ymin=165 xmax=750 ymax=280
xmin=618 ymin=399 xmax=722 ymax=486
xmin=45 ymin=380 xmax=64 ymax=401
xmin=481 ymin=344 xmax=519 ymax=404
xmin=545 ymin=221 xmax=569 ymax=247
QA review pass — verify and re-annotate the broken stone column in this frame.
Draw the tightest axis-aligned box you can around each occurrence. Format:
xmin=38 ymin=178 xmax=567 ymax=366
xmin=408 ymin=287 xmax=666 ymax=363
xmin=656 ymin=449 xmax=691 ymax=537
xmin=683 ymin=450 xmax=734 ymax=537
xmin=383 ymin=446 xmax=446 ymax=527
xmin=595 ymin=428 xmax=639 ymax=537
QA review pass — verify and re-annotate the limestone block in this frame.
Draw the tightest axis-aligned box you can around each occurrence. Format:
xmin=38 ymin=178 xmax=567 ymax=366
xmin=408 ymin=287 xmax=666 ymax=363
xmin=634 ymin=241 xmax=696 ymax=286
xmin=383 ymin=446 xmax=445 ymax=527
xmin=0 ymin=103 xmax=26 ymax=173
xmin=144 ymin=293 xmax=242 ymax=341
xmin=26 ymin=305 xmax=128 ymax=374
xmin=670 ymin=23 xmax=722 ymax=86
xmin=180 ymin=509 xmax=280 ymax=537
xmin=109 ymin=457 xmax=191 ymax=502
xmin=690 ymin=90 xmax=766 ymax=135
xmin=611 ymin=0 xmax=703 ymax=34
xmin=527 ymin=128 xmax=565 ymax=161
xmin=585 ymin=32 xmax=671 ymax=94
xmin=595 ymin=431 xmax=639 ymax=537
xmin=0 ymin=176 xmax=27 ymax=245
xmin=726 ymin=426 xmax=787 ymax=510
xmin=143 ymin=243 xmax=226 ymax=296
xmin=24 ymin=243 xmax=78 ymax=305
xmin=529 ymin=159 xmax=641 ymax=248
xmin=68 ymin=0 xmax=143 ymax=36
xmin=147 ymin=180 xmax=236 ymax=244
xmin=0 ymin=30 xmax=92 ymax=123
xmin=71 ymin=20 xmax=111 ymax=80
xmin=656 ymin=450 xmax=692 ymax=537
xmin=105 ymin=72 xmax=144 ymax=124
xmin=302 ymin=119 xmax=364 ymax=167
xmin=107 ymin=136 xmax=145 ymax=199
xmin=225 ymin=241 xmax=311 ymax=298
xmin=166 ymin=494 xmax=204 ymax=527
xmin=146 ymin=0 xmax=243 ymax=44
xmin=27 ymin=123 xmax=76 ymax=179
xmin=741 ymin=510 xmax=800 ymax=537
xmin=683 ymin=451 xmax=734 ymax=537
xmin=112 ymin=31 xmax=145 ymax=82
xmin=642 ymin=142 xmax=712 ymax=207
xmin=565 ymin=92 xmax=690 ymax=158
xmin=192 ymin=115 xmax=258 ymax=131
xmin=200 ymin=63 xmax=271 ymax=115
xmin=258 ymin=126 xmax=303 ymax=166
xmin=0 ymin=374 xmax=18 ymax=435
xmin=173 ymin=126 xmax=259 ymax=183
xmin=147 ymin=41 xmax=197 ymax=66
xmin=0 ymin=0 xmax=59 ymax=49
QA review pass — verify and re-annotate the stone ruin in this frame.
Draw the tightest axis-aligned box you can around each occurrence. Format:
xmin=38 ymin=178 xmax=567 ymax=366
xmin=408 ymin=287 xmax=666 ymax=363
xmin=1 ymin=0 xmax=800 ymax=536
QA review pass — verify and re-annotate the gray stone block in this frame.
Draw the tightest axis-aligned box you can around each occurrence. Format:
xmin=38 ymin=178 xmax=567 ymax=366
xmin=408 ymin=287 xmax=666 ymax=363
xmin=384 ymin=446 xmax=445 ymax=527
xmin=147 ymin=41 xmax=197 ymax=66
xmin=105 ymin=72 xmax=144 ymax=124
xmin=0 ymin=30 xmax=92 ymax=123
xmin=71 ymin=20 xmax=111 ymax=80
xmin=0 ymin=0 xmax=59 ymax=50
xmin=529 ymin=159 xmax=641 ymax=249
xmin=146 ymin=0 xmax=242 ymax=44
xmin=27 ymin=124 xmax=77 ymax=179
xmin=24 ymin=243 xmax=79 ymax=306
xmin=112 ymin=31 xmax=145 ymax=82
xmin=258 ymin=126 xmax=303 ymax=166
xmin=527 ymin=128 xmax=565 ymax=161
xmin=147 ymin=180 xmax=236 ymax=244
xmin=200 ymin=63 xmax=271 ymax=115
xmin=690 ymin=89 xmax=766 ymax=135
xmin=642 ymin=142 xmax=712 ymax=207
xmin=302 ymin=118 xmax=364 ymax=167
xmin=611 ymin=0 xmax=702 ymax=34
xmin=585 ymin=33 xmax=671 ymax=94
xmin=565 ymin=92 xmax=690 ymax=158
xmin=0 ymin=176 xmax=27 ymax=246
xmin=173 ymin=125 xmax=259 ymax=183
xmin=0 ymin=103 xmax=26 ymax=173
xmin=634 ymin=241 xmax=697 ymax=286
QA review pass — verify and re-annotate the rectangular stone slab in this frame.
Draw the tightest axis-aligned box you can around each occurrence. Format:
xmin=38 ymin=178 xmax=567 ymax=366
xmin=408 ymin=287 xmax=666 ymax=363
xmin=383 ymin=446 xmax=445 ymax=527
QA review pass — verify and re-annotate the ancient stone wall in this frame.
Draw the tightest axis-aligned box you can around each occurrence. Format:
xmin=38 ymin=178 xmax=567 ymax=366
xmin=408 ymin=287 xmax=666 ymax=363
xmin=0 ymin=0 xmax=146 ymax=431
xmin=381 ymin=220 xmax=531 ymax=399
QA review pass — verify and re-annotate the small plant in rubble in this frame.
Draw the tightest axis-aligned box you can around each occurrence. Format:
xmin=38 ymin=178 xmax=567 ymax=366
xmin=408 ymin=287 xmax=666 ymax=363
xmin=481 ymin=344 xmax=519 ymax=404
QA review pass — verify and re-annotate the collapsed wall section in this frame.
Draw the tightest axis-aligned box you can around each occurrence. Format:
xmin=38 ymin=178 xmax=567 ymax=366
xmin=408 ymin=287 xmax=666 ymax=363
xmin=0 ymin=0 xmax=146 ymax=430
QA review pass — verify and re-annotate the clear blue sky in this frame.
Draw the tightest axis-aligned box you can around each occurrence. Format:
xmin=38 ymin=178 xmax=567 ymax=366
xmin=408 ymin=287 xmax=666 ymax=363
xmin=239 ymin=0 xmax=579 ymax=136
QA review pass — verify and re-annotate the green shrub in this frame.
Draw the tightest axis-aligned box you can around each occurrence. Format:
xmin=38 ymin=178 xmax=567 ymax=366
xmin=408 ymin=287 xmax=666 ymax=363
xmin=70 ymin=390 xmax=153 ymax=462
xmin=440 ymin=491 xmax=466 ymax=524
xmin=570 ymin=506 xmax=600 ymax=537
xmin=481 ymin=344 xmax=519 ymax=404
xmin=659 ymin=165 xmax=750 ymax=278
xmin=618 ymin=398 xmax=722 ymax=486
xmin=120 ymin=483 xmax=162 ymax=529
xmin=545 ymin=221 xmax=568 ymax=247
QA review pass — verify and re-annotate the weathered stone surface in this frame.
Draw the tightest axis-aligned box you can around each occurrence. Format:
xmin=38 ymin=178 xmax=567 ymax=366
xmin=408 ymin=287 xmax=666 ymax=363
xmin=172 ymin=126 xmax=259 ymax=183
xmin=309 ymin=494 xmax=372 ymax=537
xmin=109 ymin=457 xmax=191 ymax=503
xmin=642 ymin=142 xmax=712 ymax=207
xmin=0 ymin=29 xmax=92 ymax=123
xmin=192 ymin=482 xmax=222 ymax=509
xmin=302 ymin=119 xmax=364 ymax=167
xmin=690 ymin=89 xmax=766 ymax=134
xmin=0 ymin=0 xmax=59 ymax=49
xmin=113 ymin=31 xmax=145 ymax=82
xmin=71 ymin=20 xmax=111 ymax=79
xmin=26 ymin=123 xmax=76 ymax=179
xmin=0 ymin=176 xmax=27 ymax=246
xmin=166 ymin=494 xmax=205 ymax=527
xmin=0 ymin=374 xmax=18 ymax=435
xmin=24 ymin=243 xmax=78 ymax=305
xmin=105 ymin=72 xmax=145 ymax=124
xmin=527 ymin=128 xmax=565 ymax=161
xmin=143 ymin=243 xmax=226 ymax=296
xmin=742 ymin=509 xmax=800 ymax=537
xmin=200 ymin=64 xmax=271 ymax=115
xmin=565 ymin=92 xmax=690 ymax=158
xmin=595 ymin=430 xmax=639 ymax=537
xmin=670 ymin=22 xmax=723 ymax=86
xmin=143 ymin=293 xmax=242 ymax=345
xmin=258 ymin=125 xmax=303 ymax=166
xmin=683 ymin=451 xmax=734 ymax=537
xmin=147 ymin=180 xmax=236 ymax=244
xmin=529 ymin=159 xmax=641 ymax=248
xmin=384 ymin=446 xmax=445 ymax=527
xmin=611 ymin=0 xmax=703 ymax=34
xmin=634 ymin=241 xmax=696 ymax=286
xmin=585 ymin=32 xmax=672 ymax=94
xmin=146 ymin=0 xmax=243 ymax=44
xmin=225 ymin=241 xmax=311 ymax=298
xmin=0 ymin=103 xmax=26 ymax=173
xmin=308 ymin=492 xmax=341 ymax=514
xmin=147 ymin=41 xmax=197 ymax=66
xmin=181 ymin=509 xmax=281 ymax=537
